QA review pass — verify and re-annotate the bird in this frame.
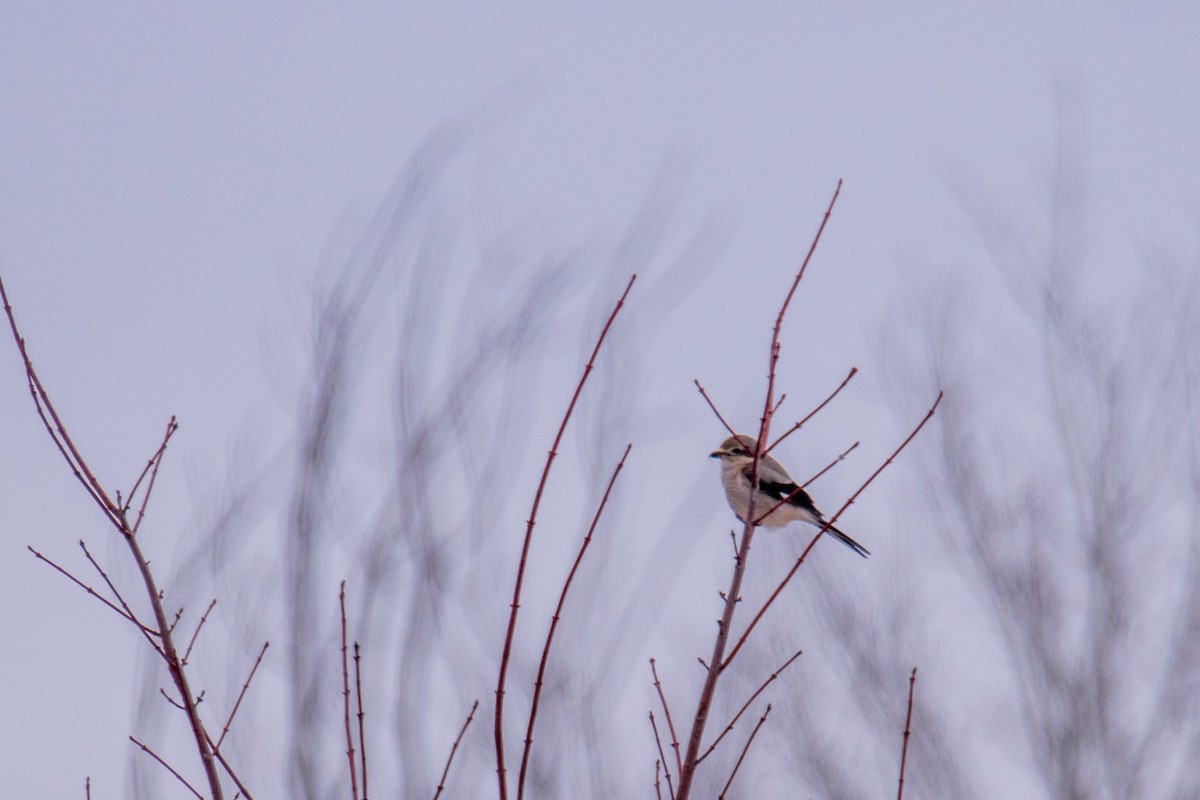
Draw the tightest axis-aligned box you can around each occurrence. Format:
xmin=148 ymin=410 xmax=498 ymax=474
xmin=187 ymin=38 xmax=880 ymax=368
xmin=710 ymin=434 xmax=869 ymax=558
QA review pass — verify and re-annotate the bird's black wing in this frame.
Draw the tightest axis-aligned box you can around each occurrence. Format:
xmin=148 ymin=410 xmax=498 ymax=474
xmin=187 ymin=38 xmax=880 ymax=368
xmin=754 ymin=475 xmax=820 ymax=515
xmin=746 ymin=466 xmax=871 ymax=558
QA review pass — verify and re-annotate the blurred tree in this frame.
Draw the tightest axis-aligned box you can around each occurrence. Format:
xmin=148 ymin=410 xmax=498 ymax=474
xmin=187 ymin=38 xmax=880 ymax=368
xmin=783 ymin=110 xmax=1200 ymax=799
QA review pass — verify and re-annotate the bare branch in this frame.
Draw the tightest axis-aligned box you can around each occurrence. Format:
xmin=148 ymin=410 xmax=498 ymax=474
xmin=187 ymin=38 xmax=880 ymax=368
xmin=130 ymin=416 xmax=179 ymax=535
xmin=216 ymin=642 xmax=270 ymax=750
xmin=649 ymin=712 xmax=676 ymax=800
xmin=693 ymin=379 xmax=738 ymax=440
xmin=340 ymin=582 xmax=360 ymax=800
xmin=650 ymin=658 xmax=683 ymax=778
xmin=518 ymin=444 xmax=632 ymax=800
xmin=27 ymin=545 xmax=155 ymax=641
xmin=495 ymin=274 xmax=636 ymax=800
xmin=129 ymin=735 xmax=203 ymax=800
xmin=897 ymin=667 xmax=918 ymax=800
xmin=434 ymin=700 xmax=479 ymax=800
xmin=767 ymin=366 xmax=858 ymax=454
xmin=799 ymin=440 xmax=860 ymax=488
xmin=355 ymin=642 xmax=369 ymax=800
xmin=717 ymin=704 xmax=772 ymax=800
xmin=697 ymin=649 xmax=801 ymax=765
xmin=182 ymin=598 xmax=218 ymax=667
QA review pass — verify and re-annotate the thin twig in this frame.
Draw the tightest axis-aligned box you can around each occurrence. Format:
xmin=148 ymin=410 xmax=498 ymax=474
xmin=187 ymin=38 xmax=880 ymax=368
xmin=130 ymin=417 xmax=178 ymax=535
xmin=85 ymin=776 xmax=90 ymax=800
xmin=725 ymin=391 xmax=942 ymax=669
xmin=1 ymin=276 xmax=122 ymax=527
xmin=216 ymin=642 xmax=270 ymax=749
xmin=27 ymin=545 xmax=152 ymax=636
xmin=654 ymin=760 xmax=664 ymax=800
xmin=78 ymin=540 xmax=163 ymax=654
xmin=650 ymin=658 xmax=683 ymax=777
xmin=649 ymin=712 xmax=676 ymax=800
xmin=518 ymin=444 xmax=632 ymax=800
xmin=897 ymin=667 xmax=918 ymax=800
xmin=495 ymin=274 xmax=636 ymax=800
xmin=129 ymin=735 xmax=203 ymax=800
xmin=182 ymin=599 xmax=218 ymax=666
xmin=434 ymin=700 xmax=479 ymax=800
xmin=355 ymin=642 xmax=369 ymax=800
xmin=160 ymin=688 xmax=187 ymax=711
xmin=205 ymin=731 xmax=257 ymax=800
xmin=749 ymin=440 xmax=860 ymax=526
xmin=766 ymin=366 xmax=858 ymax=454
xmin=799 ymin=440 xmax=860 ymax=488
xmin=693 ymin=380 xmax=738 ymax=440
xmin=716 ymin=705 xmax=771 ymax=800
xmin=697 ymin=649 xmax=801 ymax=764
xmin=340 ymin=582 xmax=360 ymax=800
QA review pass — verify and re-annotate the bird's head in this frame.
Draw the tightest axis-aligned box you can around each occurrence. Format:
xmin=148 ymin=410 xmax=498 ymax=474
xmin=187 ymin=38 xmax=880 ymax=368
xmin=710 ymin=434 xmax=760 ymax=460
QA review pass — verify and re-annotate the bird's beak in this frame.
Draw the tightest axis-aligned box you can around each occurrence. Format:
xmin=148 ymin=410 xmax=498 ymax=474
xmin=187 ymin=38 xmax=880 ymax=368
xmin=710 ymin=449 xmax=726 ymax=459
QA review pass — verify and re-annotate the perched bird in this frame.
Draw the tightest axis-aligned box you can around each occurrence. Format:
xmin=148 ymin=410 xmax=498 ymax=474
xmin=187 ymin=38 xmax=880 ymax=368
xmin=710 ymin=434 xmax=870 ymax=558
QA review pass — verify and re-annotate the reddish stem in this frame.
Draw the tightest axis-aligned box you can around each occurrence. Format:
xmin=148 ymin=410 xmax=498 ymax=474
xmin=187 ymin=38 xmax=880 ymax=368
xmin=434 ymin=700 xmax=479 ymax=800
xmin=495 ymin=275 xmax=636 ymax=800
xmin=340 ymin=582 xmax=360 ymax=800
xmin=897 ymin=667 xmax=918 ymax=800
xmin=766 ymin=366 xmax=857 ymax=454
xmin=517 ymin=444 xmax=632 ymax=800
xmin=216 ymin=642 xmax=269 ymax=749
xmin=697 ymin=649 xmax=801 ymax=765
xmin=716 ymin=704 xmax=771 ymax=800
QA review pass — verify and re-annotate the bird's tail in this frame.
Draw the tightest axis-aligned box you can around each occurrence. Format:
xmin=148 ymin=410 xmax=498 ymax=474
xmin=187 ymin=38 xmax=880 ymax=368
xmin=822 ymin=520 xmax=870 ymax=558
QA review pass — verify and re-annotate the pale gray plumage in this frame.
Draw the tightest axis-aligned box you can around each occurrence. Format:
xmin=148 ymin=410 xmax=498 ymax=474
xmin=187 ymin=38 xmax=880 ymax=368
xmin=710 ymin=434 xmax=870 ymax=558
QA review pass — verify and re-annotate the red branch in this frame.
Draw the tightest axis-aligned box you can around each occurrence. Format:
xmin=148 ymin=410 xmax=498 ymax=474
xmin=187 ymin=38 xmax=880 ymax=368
xmin=204 ymin=730 xmax=256 ymax=800
xmin=182 ymin=598 xmax=218 ymax=666
xmin=649 ymin=712 xmax=676 ymax=800
xmin=339 ymin=582 xmax=360 ymax=800
xmin=650 ymin=658 xmax=683 ymax=778
xmin=434 ymin=700 xmax=479 ymax=800
xmin=725 ymin=391 xmax=943 ymax=669
xmin=1 ymin=276 xmax=122 ymax=527
xmin=697 ymin=649 xmax=801 ymax=765
xmin=716 ymin=704 xmax=772 ymax=800
xmin=800 ymin=440 xmax=860 ymax=488
xmin=693 ymin=380 xmax=738 ymax=440
xmin=27 ymin=545 xmax=154 ymax=639
xmin=897 ymin=667 xmax=918 ymax=800
xmin=130 ymin=417 xmax=177 ymax=535
xmin=216 ymin=642 xmax=269 ymax=749
xmin=653 ymin=760 xmax=663 ymax=800
xmin=355 ymin=642 xmax=369 ymax=800
xmin=495 ymin=274 xmax=636 ymax=800
xmin=129 ymin=735 xmax=203 ymax=800
xmin=766 ymin=366 xmax=857 ymax=454
xmin=518 ymin=443 xmax=632 ymax=800
xmin=77 ymin=539 xmax=165 ymax=657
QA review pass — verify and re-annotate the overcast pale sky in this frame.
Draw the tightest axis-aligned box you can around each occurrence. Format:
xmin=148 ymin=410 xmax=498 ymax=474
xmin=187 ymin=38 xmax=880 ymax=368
xmin=3 ymin=4 xmax=1199 ymax=798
